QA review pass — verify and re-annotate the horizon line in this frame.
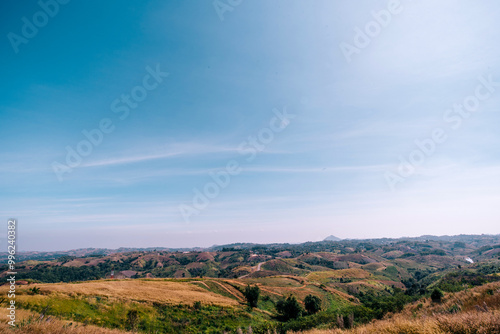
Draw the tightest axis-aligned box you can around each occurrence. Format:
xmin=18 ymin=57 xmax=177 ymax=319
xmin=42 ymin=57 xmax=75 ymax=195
xmin=7 ymin=232 xmax=499 ymax=254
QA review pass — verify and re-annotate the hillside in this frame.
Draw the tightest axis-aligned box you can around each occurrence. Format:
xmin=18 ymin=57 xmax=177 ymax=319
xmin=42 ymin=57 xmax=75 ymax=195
xmin=290 ymin=281 xmax=500 ymax=334
xmin=4 ymin=234 xmax=500 ymax=283
xmin=0 ymin=276 xmax=352 ymax=333
xmin=1 ymin=234 xmax=499 ymax=333
xmin=324 ymin=236 xmax=342 ymax=242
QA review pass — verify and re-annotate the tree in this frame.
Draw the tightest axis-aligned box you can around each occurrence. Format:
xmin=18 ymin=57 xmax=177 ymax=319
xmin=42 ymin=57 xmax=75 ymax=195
xmin=193 ymin=301 xmax=202 ymax=310
xmin=243 ymin=285 xmax=260 ymax=308
xmin=304 ymin=295 xmax=321 ymax=314
xmin=188 ymin=267 xmax=204 ymax=277
xmin=276 ymin=295 xmax=303 ymax=321
xmin=431 ymin=288 xmax=443 ymax=303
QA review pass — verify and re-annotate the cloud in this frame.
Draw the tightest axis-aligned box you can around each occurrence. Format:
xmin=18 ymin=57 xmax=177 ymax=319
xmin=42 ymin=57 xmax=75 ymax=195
xmin=81 ymin=151 xmax=184 ymax=168
xmin=243 ymin=165 xmax=389 ymax=173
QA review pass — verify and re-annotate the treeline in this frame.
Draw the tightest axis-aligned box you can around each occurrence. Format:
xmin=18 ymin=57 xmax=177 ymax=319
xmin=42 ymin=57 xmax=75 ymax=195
xmin=14 ymin=258 xmax=139 ymax=283
xmin=15 ymin=265 xmax=107 ymax=282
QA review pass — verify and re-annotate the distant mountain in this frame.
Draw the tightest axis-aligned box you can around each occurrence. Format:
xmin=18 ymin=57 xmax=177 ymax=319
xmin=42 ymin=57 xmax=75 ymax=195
xmin=324 ymin=235 xmax=342 ymax=241
xmin=3 ymin=234 xmax=499 ymax=263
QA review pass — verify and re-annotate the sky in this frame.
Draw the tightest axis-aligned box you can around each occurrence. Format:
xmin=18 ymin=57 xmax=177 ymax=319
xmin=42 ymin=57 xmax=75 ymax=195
xmin=1 ymin=0 xmax=500 ymax=251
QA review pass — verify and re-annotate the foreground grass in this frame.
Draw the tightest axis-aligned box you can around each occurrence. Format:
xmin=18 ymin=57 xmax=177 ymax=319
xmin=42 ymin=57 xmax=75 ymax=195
xmin=10 ymin=295 xmax=263 ymax=333
xmin=6 ymin=279 xmax=240 ymax=306
xmin=290 ymin=310 xmax=500 ymax=334
xmin=291 ymin=281 xmax=500 ymax=334
xmin=0 ymin=308 xmax=131 ymax=334
xmin=0 ymin=279 xmax=273 ymax=333
xmin=10 ymin=277 xmax=498 ymax=333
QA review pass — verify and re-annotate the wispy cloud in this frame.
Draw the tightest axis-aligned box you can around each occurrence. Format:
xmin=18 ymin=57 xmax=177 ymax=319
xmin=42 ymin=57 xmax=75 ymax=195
xmin=243 ymin=165 xmax=389 ymax=173
xmin=81 ymin=151 xmax=185 ymax=168
xmin=2 ymin=0 xmax=500 ymax=250
xmin=79 ymin=141 xmax=291 ymax=169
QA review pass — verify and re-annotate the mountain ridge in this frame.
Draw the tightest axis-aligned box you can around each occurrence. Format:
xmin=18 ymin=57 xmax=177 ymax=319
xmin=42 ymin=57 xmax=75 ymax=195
xmin=2 ymin=233 xmax=499 ymax=263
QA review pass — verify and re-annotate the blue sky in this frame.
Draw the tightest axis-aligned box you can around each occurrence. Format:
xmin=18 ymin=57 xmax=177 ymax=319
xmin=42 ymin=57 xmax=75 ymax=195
xmin=1 ymin=0 xmax=500 ymax=251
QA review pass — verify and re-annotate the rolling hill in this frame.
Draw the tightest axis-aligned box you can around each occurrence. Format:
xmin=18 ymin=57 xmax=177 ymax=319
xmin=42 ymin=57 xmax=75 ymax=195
xmin=1 ymin=234 xmax=499 ymax=333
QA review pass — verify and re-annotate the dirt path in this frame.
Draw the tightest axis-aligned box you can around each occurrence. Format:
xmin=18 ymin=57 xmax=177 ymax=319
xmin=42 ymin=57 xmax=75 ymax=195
xmin=257 ymin=286 xmax=283 ymax=297
xmin=210 ymin=280 xmax=245 ymax=302
xmin=239 ymin=261 xmax=266 ymax=279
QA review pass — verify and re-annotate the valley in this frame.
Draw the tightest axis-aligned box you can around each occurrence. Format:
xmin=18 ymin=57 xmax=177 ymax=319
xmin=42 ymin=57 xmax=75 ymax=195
xmin=1 ymin=234 xmax=499 ymax=333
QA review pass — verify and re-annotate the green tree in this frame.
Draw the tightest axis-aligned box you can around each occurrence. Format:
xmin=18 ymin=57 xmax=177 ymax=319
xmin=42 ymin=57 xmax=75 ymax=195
xmin=431 ymin=288 xmax=443 ymax=303
xmin=304 ymin=295 xmax=321 ymax=314
xmin=276 ymin=295 xmax=303 ymax=321
xmin=243 ymin=285 xmax=260 ymax=308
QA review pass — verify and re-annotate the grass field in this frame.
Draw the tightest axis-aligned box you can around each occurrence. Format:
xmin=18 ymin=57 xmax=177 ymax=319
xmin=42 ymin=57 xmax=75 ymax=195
xmin=0 ymin=307 xmax=132 ymax=334
xmin=307 ymin=269 xmax=372 ymax=283
xmin=0 ymin=279 xmax=266 ymax=333
xmin=0 ymin=279 xmax=240 ymax=306
xmin=0 ymin=275 xmax=356 ymax=333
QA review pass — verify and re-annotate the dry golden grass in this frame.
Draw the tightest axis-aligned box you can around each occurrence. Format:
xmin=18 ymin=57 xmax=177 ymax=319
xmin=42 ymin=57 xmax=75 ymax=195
xmin=290 ymin=282 xmax=500 ymax=334
xmin=234 ymin=275 xmax=355 ymax=303
xmin=210 ymin=280 xmax=245 ymax=302
xmin=242 ymin=276 xmax=304 ymax=287
xmin=0 ymin=279 xmax=239 ymax=306
xmin=307 ymin=269 xmax=371 ymax=283
xmin=319 ymin=285 xmax=358 ymax=302
xmin=0 ymin=308 xmax=131 ymax=334
xmin=382 ymin=250 xmax=405 ymax=258
xmin=290 ymin=310 xmax=500 ymax=334
xmin=427 ymin=281 xmax=500 ymax=313
xmin=361 ymin=263 xmax=386 ymax=271
xmin=61 ymin=260 xmax=86 ymax=267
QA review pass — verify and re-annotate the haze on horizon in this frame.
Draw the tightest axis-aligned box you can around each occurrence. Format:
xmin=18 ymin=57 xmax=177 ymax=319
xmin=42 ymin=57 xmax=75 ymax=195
xmin=1 ymin=0 xmax=500 ymax=252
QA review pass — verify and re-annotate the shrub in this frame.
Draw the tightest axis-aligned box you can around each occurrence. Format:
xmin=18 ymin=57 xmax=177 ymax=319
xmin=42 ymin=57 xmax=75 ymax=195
xmin=28 ymin=286 xmax=41 ymax=295
xmin=431 ymin=288 xmax=444 ymax=303
xmin=193 ymin=301 xmax=202 ymax=310
xmin=304 ymin=295 xmax=321 ymax=315
xmin=276 ymin=295 xmax=303 ymax=321
xmin=262 ymin=295 xmax=271 ymax=302
xmin=243 ymin=285 xmax=260 ymax=308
